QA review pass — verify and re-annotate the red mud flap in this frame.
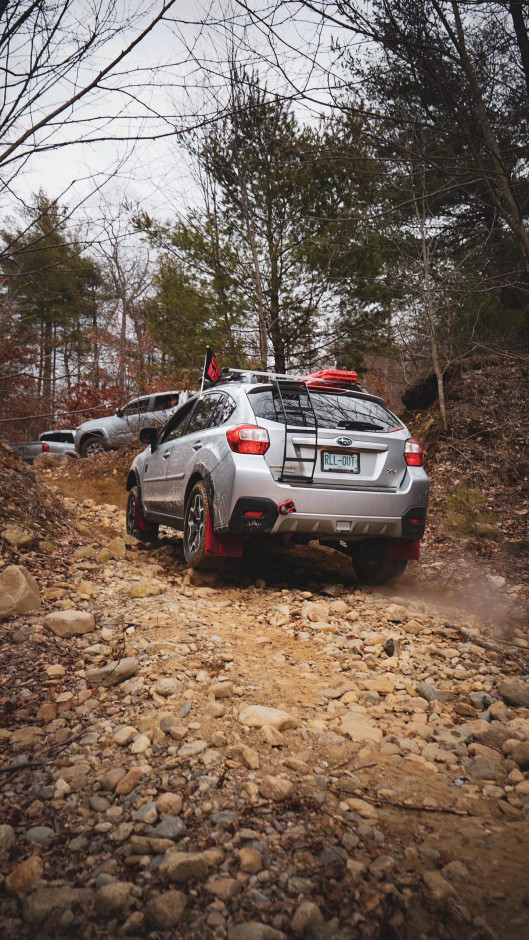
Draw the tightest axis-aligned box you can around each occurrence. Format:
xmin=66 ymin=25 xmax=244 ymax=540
xmin=205 ymin=513 xmax=243 ymax=558
xmin=134 ymin=495 xmax=151 ymax=531
xmin=386 ymin=539 xmax=421 ymax=560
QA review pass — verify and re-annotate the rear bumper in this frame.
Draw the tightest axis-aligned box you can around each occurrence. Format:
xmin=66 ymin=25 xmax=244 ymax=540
xmin=216 ymin=456 xmax=430 ymax=539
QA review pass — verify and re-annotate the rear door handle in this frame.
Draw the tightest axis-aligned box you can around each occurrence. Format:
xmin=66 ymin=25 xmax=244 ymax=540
xmin=192 ymin=441 xmax=202 ymax=450
xmin=162 ymin=450 xmax=171 ymax=459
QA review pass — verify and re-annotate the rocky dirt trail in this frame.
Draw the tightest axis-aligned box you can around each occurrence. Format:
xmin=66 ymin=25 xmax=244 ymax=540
xmin=1 ymin=463 xmax=529 ymax=939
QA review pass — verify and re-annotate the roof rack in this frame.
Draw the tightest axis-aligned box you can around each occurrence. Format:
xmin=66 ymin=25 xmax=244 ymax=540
xmin=221 ymin=368 xmax=305 ymax=383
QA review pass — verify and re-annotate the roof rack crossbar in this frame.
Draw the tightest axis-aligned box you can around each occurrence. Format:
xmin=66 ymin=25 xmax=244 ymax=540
xmin=225 ymin=368 xmax=305 ymax=382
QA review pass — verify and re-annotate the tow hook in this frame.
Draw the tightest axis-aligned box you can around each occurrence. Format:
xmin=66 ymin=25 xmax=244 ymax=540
xmin=278 ymin=499 xmax=296 ymax=515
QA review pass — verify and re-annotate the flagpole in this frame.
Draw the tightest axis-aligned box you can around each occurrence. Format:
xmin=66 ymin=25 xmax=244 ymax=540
xmin=200 ymin=346 xmax=209 ymax=395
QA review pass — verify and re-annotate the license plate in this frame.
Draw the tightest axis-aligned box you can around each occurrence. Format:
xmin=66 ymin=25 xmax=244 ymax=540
xmin=322 ymin=450 xmax=359 ymax=473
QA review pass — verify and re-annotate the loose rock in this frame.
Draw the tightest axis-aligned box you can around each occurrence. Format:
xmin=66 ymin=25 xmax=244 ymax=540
xmin=498 ymin=680 xmax=529 ymax=709
xmin=160 ymin=851 xmax=209 ymax=883
xmin=0 ymin=566 xmax=41 ymax=618
xmin=87 ymin=657 xmax=139 ymax=688
xmin=5 ymin=856 xmax=44 ymax=894
xmin=259 ymin=775 xmax=294 ymax=801
xmin=43 ymin=609 xmax=95 ymax=638
xmin=239 ymin=705 xmax=298 ymax=730
xmin=95 ymin=881 xmax=132 ymax=917
xmin=146 ymin=890 xmax=187 ymax=929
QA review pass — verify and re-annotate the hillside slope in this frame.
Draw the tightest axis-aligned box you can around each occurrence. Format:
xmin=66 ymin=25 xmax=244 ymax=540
xmin=406 ymin=356 xmax=529 ymax=584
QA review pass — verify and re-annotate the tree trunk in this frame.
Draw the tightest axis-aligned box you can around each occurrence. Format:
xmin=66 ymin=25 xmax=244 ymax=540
xmin=118 ymin=302 xmax=127 ymax=390
xmin=416 ymin=179 xmax=448 ymax=431
xmin=92 ymin=306 xmax=100 ymax=388
xmin=38 ymin=320 xmax=44 ymax=400
xmin=269 ymin=252 xmax=286 ymax=373
xmin=42 ymin=317 xmax=53 ymax=410
xmin=229 ymin=123 xmax=267 ymax=369
xmin=444 ymin=2 xmax=529 ymax=273
xmin=238 ymin=172 xmax=267 ymax=369
xmin=509 ymin=2 xmax=529 ymax=100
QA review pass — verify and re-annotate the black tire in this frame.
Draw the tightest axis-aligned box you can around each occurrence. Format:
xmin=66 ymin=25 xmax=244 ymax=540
xmin=183 ymin=480 xmax=217 ymax=569
xmin=349 ymin=541 xmax=407 ymax=586
xmin=81 ymin=435 xmax=105 ymax=458
xmin=126 ymin=486 xmax=159 ymax=542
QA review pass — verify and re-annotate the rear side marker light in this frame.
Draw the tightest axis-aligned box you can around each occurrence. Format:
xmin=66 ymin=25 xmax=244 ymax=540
xmin=410 ymin=518 xmax=422 ymax=525
xmin=243 ymin=511 xmax=265 ymax=518
xmin=404 ymin=438 xmax=423 ymax=467
xmin=226 ymin=424 xmax=269 ymax=455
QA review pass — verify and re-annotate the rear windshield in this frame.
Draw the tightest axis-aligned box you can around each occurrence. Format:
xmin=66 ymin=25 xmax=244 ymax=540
xmin=249 ymin=388 xmax=400 ymax=432
xmin=40 ymin=431 xmax=74 ymax=443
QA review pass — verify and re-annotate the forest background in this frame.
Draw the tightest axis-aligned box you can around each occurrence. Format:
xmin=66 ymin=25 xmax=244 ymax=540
xmin=2 ymin=1 xmax=529 ymax=440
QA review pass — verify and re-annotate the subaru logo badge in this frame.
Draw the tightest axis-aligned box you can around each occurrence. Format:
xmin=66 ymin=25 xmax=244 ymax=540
xmin=336 ymin=437 xmax=353 ymax=446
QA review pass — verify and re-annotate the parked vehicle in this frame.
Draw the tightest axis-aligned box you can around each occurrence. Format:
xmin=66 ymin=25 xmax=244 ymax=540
xmin=10 ymin=430 xmax=78 ymax=463
xmin=125 ymin=369 xmax=429 ymax=584
xmin=74 ymin=391 xmax=181 ymax=457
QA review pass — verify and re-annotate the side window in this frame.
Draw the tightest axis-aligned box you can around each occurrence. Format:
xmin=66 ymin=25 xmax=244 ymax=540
xmin=186 ymin=395 xmax=221 ymax=434
xmin=160 ymin=400 xmax=196 ymax=443
xmin=122 ymin=399 xmax=140 ymax=415
xmin=213 ymin=394 xmax=236 ymax=427
xmin=153 ymin=393 xmax=179 ymax=410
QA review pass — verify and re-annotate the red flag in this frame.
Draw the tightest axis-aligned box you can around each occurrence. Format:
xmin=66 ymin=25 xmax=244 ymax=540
xmin=203 ymin=347 xmax=222 ymax=387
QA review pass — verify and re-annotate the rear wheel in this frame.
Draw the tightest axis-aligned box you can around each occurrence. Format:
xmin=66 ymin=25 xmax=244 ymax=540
xmin=126 ymin=486 xmax=159 ymax=542
xmin=349 ymin=541 xmax=407 ymax=586
xmin=183 ymin=480 xmax=216 ymax=569
xmin=81 ymin=435 xmax=105 ymax=458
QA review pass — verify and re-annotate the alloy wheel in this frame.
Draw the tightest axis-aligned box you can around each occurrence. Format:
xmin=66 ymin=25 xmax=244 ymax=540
xmin=85 ymin=439 xmax=104 ymax=457
xmin=126 ymin=491 xmax=136 ymax=535
xmin=186 ymin=492 xmax=205 ymax=557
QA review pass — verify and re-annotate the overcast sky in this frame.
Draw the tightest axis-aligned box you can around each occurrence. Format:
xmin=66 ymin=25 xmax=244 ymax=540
xmin=8 ymin=0 xmax=344 ymax=235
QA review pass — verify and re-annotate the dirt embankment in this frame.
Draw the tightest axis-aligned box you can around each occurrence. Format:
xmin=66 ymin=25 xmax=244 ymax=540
xmin=404 ymin=356 xmax=529 ymax=586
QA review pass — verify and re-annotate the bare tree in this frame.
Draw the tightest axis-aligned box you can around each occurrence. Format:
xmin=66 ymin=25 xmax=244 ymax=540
xmin=97 ymin=209 xmax=152 ymax=392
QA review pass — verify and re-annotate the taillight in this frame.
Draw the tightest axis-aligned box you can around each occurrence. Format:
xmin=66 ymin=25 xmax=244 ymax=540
xmin=226 ymin=425 xmax=270 ymax=455
xmin=42 ymin=443 xmax=50 ymax=452
xmin=405 ymin=438 xmax=423 ymax=466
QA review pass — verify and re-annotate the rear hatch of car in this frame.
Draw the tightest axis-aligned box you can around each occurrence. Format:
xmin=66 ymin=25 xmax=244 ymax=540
xmin=248 ymin=385 xmax=408 ymax=490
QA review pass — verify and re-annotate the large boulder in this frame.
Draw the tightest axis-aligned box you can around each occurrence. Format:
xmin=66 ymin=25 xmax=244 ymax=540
xmin=43 ymin=610 xmax=95 ymax=638
xmin=1 ymin=525 xmax=35 ymax=548
xmin=0 ymin=565 xmax=41 ymax=618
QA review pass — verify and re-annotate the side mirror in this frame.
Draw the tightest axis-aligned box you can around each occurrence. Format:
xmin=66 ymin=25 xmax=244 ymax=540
xmin=140 ymin=426 xmax=158 ymax=451
xmin=116 ymin=408 xmax=124 ymax=418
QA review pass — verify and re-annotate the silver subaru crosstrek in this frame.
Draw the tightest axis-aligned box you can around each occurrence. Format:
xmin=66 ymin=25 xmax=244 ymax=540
xmin=125 ymin=370 xmax=429 ymax=584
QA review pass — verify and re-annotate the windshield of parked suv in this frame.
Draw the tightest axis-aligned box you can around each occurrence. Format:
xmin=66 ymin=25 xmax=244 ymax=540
xmin=249 ymin=388 xmax=400 ymax=432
